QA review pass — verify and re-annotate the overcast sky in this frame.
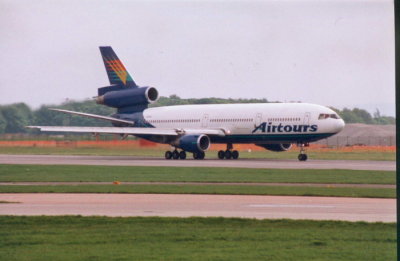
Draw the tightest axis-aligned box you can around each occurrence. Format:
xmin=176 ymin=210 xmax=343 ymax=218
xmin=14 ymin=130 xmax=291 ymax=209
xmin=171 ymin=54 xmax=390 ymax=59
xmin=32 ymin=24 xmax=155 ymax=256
xmin=0 ymin=0 xmax=395 ymax=116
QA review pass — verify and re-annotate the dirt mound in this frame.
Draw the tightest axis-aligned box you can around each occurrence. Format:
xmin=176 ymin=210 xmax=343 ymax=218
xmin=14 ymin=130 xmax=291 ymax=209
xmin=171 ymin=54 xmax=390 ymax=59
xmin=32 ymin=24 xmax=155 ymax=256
xmin=338 ymin=124 xmax=395 ymax=137
xmin=318 ymin=124 xmax=396 ymax=146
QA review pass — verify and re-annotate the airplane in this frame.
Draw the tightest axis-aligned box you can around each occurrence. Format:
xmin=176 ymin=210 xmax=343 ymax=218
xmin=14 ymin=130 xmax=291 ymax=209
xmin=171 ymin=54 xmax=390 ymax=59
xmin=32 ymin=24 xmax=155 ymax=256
xmin=28 ymin=46 xmax=345 ymax=161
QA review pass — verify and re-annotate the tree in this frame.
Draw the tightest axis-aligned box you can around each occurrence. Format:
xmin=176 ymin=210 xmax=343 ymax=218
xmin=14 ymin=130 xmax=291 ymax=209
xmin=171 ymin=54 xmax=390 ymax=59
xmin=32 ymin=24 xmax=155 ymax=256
xmin=0 ymin=103 xmax=33 ymax=133
xmin=0 ymin=98 xmax=395 ymax=134
xmin=352 ymin=108 xmax=374 ymax=124
xmin=0 ymin=111 xmax=6 ymax=134
xmin=373 ymin=109 xmax=395 ymax=124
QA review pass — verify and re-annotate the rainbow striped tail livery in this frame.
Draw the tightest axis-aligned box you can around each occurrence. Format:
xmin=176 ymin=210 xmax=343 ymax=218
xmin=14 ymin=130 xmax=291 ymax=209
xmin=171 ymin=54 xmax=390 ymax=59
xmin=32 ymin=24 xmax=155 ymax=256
xmin=99 ymin=46 xmax=137 ymax=88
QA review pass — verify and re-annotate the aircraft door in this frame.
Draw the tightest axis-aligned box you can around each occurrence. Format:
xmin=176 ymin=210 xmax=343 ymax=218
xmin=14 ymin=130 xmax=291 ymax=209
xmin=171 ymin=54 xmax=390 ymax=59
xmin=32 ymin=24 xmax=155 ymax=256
xmin=201 ymin=114 xmax=209 ymax=128
xmin=303 ymin=112 xmax=311 ymax=125
xmin=255 ymin=113 xmax=262 ymax=126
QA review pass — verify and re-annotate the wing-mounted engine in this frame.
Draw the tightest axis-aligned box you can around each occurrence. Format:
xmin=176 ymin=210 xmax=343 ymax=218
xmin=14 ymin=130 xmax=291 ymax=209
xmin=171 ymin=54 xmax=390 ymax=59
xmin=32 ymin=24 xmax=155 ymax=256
xmin=173 ymin=134 xmax=210 ymax=153
xmin=257 ymin=143 xmax=292 ymax=152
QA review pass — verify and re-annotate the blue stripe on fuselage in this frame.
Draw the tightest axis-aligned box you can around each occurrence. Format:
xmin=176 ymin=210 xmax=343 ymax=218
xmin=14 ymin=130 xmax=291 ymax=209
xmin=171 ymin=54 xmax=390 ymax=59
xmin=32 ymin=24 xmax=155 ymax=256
xmin=210 ymin=133 xmax=335 ymax=144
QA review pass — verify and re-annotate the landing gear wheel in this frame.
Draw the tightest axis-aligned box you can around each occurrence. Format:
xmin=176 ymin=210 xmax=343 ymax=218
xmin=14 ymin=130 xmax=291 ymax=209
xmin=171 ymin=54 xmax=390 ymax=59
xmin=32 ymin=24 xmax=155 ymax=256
xmin=298 ymin=154 xmax=308 ymax=161
xmin=297 ymin=143 xmax=309 ymax=161
xmin=165 ymin=151 xmax=172 ymax=160
xmin=179 ymin=151 xmax=187 ymax=160
xmin=193 ymin=151 xmax=205 ymax=160
xmin=198 ymin=151 xmax=205 ymax=159
xmin=232 ymin=150 xmax=239 ymax=159
xmin=218 ymin=150 xmax=225 ymax=159
xmin=224 ymin=150 xmax=232 ymax=159
xmin=172 ymin=150 xmax=180 ymax=160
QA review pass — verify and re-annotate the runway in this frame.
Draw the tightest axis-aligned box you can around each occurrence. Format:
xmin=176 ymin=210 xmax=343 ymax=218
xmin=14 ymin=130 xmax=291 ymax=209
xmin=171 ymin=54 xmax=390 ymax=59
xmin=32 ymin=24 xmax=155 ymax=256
xmin=0 ymin=193 xmax=395 ymax=222
xmin=0 ymin=154 xmax=395 ymax=170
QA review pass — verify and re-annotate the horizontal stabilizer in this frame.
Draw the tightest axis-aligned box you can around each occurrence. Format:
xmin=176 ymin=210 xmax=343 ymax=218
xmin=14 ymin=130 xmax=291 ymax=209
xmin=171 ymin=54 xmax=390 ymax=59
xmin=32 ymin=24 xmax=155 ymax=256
xmin=49 ymin=108 xmax=134 ymax=125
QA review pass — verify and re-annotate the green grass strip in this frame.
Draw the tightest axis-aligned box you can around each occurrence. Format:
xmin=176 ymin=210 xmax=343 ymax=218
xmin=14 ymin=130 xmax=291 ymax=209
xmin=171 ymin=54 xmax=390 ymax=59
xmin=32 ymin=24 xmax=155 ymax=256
xmin=0 ymin=185 xmax=394 ymax=198
xmin=0 ymin=146 xmax=395 ymax=161
xmin=0 ymin=164 xmax=395 ymax=184
xmin=0 ymin=216 xmax=395 ymax=261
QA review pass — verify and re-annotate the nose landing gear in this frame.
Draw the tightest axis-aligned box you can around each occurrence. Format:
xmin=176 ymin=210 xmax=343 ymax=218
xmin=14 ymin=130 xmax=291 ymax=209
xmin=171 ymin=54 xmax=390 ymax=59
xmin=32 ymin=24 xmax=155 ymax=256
xmin=297 ymin=143 xmax=309 ymax=161
xmin=218 ymin=143 xmax=239 ymax=160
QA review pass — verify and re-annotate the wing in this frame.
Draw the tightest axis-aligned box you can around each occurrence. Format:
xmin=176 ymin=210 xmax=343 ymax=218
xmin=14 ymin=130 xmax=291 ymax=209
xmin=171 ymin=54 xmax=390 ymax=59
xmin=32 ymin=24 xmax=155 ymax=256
xmin=27 ymin=126 xmax=226 ymax=136
xmin=29 ymin=108 xmax=227 ymax=136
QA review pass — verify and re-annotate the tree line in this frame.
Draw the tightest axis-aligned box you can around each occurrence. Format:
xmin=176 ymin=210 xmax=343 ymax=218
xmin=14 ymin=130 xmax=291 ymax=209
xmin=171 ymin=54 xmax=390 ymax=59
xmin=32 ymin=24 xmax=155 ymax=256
xmin=0 ymin=95 xmax=395 ymax=134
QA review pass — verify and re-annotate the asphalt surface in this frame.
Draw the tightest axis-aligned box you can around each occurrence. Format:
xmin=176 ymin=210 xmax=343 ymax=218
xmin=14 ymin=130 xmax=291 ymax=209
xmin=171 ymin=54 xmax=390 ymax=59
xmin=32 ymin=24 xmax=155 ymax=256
xmin=0 ymin=154 xmax=395 ymax=170
xmin=0 ymin=193 xmax=395 ymax=222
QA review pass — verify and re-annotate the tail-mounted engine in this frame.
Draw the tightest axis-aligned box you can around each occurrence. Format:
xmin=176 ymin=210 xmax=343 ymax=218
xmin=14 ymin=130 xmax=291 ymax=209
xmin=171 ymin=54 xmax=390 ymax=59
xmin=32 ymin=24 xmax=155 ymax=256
xmin=96 ymin=86 xmax=159 ymax=111
xmin=257 ymin=143 xmax=292 ymax=152
xmin=97 ymin=47 xmax=160 ymax=113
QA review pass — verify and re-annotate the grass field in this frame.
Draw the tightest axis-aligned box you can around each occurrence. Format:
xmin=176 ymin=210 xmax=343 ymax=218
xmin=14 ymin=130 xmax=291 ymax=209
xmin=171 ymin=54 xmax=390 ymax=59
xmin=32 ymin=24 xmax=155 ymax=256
xmin=0 ymin=146 xmax=395 ymax=161
xmin=0 ymin=165 xmax=395 ymax=184
xmin=0 ymin=165 xmax=395 ymax=197
xmin=0 ymin=184 xmax=394 ymax=198
xmin=0 ymin=216 xmax=395 ymax=261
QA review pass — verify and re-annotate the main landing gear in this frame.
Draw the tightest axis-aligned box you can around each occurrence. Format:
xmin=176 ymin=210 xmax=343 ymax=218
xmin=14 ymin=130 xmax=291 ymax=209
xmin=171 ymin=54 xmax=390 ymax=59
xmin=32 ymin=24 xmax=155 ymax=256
xmin=297 ymin=143 xmax=308 ymax=161
xmin=165 ymin=149 xmax=204 ymax=160
xmin=218 ymin=143 xmax=239 ymax=160
xmin=165 ymin=150 xmax=186 ymax=160
xmin=193 ymin=151 xmax=205 ymax=160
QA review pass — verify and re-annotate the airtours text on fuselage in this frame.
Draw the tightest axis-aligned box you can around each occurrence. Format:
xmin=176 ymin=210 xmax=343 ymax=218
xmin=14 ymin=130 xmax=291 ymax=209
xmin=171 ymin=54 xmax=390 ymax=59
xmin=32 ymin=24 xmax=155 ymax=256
xmin=252 ymin=122 xmax=318 ymax=134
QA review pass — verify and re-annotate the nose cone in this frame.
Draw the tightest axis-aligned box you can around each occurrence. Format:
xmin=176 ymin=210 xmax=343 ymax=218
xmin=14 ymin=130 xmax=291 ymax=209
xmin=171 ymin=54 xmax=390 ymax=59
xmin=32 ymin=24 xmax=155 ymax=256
xmin=334 ymin=119 xmax=345 ymax=133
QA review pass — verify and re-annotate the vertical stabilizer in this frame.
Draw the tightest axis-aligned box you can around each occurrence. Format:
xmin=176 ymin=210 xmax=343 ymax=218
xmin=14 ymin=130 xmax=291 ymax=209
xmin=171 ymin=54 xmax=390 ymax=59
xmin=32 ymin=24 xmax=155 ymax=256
xmin=99 ymin=46 xmax=137 ymax=88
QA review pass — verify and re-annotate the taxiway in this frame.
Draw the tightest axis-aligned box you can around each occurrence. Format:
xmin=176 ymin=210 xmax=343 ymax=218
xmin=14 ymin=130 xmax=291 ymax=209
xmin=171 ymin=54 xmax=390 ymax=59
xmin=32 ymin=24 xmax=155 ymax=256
xmin=0 ymin=193 xmax=395 ymax=222
xmin=0 ymin=154 xmax=395 ymax=171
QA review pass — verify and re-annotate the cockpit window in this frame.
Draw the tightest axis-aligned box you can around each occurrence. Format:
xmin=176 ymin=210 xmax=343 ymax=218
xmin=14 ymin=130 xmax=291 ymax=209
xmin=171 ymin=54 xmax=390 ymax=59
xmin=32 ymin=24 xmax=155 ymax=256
xmin=318 ymin=113 xmax=340 ymax=120
xmin=318 ymin=114 xmax=329 ymax=120
xmin=330 ymin=114 xmax=340 ymax=119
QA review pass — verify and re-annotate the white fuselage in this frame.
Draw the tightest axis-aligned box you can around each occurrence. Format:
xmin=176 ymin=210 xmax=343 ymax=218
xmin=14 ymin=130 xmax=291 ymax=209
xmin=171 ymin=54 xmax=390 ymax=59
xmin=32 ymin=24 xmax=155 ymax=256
xmin=142 ymin=103 xmax=345 ymax=144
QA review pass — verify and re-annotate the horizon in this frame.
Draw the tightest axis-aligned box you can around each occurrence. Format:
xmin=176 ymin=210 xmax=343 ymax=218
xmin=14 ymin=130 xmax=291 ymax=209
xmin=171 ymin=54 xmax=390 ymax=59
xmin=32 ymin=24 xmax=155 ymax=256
xmin=2 ymin=95 xmax=395 ymax=118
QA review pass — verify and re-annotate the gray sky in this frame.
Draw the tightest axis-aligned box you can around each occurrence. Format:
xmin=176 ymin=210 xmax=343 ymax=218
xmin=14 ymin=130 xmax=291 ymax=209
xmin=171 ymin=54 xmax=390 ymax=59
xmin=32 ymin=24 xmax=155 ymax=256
xmin=0 ymin=0 xmax=395 ymax=116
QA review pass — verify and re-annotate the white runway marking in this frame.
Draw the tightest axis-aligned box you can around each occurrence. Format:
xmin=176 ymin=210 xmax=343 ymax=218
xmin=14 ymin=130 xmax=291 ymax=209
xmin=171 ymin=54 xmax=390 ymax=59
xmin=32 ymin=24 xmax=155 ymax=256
xmin=248 ymin=204 xmax=335 ymax=208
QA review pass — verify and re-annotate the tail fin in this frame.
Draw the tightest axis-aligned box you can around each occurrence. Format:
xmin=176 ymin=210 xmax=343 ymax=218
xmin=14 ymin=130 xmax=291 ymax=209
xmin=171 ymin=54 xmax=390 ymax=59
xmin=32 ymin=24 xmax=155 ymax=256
xmin=99 ymin=46 xmax=137 ymax=88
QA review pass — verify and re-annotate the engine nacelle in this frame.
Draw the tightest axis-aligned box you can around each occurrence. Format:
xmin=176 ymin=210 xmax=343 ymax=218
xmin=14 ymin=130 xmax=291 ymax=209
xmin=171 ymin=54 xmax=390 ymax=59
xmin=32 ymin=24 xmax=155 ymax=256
xmin=178 ymin=134 xmax=210 ymax=153
xmin=258 ymin=143 xmax=292 ymax=152
xmin=96 ymin=86 xmax=158 ymax=109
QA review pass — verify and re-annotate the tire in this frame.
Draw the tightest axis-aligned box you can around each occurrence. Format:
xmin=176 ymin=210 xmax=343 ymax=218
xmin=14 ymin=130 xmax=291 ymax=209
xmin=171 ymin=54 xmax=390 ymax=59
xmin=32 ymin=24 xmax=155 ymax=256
xmin=232 ymin=150 xmax=239 ymax=159
xmin=179 ymin=151 xmax=187 ymax=160
xmin=172 ymin=150 xmax=180 ymax=160
xmin=193 ymin=152 xmax=198 ymax=159
xmin=218 ymin=150 xmax=225 ymax=159
xmin=224 ymin=150 xmax=232 ymax=159
xmin=198 ymin=151 xmax=205 ymax=159
xmin=165 ymin=151 xmax=172 ymax=160
xmin=298 ymin=154 xmax=308 ymax=161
